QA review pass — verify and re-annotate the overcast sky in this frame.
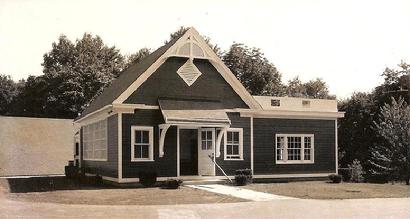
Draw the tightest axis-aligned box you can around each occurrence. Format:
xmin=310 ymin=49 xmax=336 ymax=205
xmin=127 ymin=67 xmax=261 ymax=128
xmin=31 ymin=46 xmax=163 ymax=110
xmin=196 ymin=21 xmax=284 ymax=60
xmin=1 ymin=0 xmax=409 ymax=98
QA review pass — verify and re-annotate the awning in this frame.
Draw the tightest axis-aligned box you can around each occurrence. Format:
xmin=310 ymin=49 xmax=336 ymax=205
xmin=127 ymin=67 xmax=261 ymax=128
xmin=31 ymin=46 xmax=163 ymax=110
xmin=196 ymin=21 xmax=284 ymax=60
xmin=158 ymin=99 xmax=231 ymax=126
xmin=158 ymin=99 xmax=230 ymax=158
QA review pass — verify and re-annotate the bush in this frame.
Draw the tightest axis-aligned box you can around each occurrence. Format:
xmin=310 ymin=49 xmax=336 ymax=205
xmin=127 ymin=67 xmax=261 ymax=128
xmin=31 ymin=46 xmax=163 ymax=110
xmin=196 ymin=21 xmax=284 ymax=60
xmin=139 ymin=171 xmax=157 ymax=187
xmin=366 ymin=173 xmax=389 ymax=184
xmin=338 ymin=168 xmax=351 ymax=182
xmin=235 ymin=169 xmax=252 ymax=186
xmin=161 ymin=179 xmax=183 ymax=189
xmin=348 ymin=159 xmax=364 ymax=182
xmin=328 ymin=174 xmax=342 ymax=183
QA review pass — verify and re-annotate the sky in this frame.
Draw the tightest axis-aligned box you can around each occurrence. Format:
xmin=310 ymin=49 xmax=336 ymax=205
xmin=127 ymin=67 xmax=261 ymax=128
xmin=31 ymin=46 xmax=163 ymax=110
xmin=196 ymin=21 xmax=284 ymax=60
xmin=1 ymin=0 xmax=409 ymax=99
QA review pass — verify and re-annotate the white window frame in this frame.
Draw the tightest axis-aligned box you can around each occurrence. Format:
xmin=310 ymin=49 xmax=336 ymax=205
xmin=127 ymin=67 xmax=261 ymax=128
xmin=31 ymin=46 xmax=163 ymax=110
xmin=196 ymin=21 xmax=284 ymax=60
xmin=224 ymin=128 xmax=243 ymax=161
xmin=275 ymin=134 xmax=314 ymax=164
xmin=82 ymin=119 xmax=108 ymax=161
xmin=131 ymin=126 xmax=154 ymax=162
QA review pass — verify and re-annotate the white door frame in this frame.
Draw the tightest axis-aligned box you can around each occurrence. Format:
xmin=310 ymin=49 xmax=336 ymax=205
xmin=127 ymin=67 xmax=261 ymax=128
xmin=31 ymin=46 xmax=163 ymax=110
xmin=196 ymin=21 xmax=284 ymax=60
xmin=197 ymin=128 xmax=216 ymax=176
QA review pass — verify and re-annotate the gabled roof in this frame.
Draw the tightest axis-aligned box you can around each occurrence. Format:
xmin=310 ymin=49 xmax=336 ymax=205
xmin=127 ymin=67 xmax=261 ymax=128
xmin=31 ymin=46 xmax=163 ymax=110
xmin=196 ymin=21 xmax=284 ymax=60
xmin=79 ymin=33 xmax=185 ymax=118
xmin=78 ymin=27 xmax=262 ymax=120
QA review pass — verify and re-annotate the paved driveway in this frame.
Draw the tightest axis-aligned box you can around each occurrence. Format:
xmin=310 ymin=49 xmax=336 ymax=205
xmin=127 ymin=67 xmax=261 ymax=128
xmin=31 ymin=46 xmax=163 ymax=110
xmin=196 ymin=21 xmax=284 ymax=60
xmin=1 ymin=194 xmax=409 ymax=219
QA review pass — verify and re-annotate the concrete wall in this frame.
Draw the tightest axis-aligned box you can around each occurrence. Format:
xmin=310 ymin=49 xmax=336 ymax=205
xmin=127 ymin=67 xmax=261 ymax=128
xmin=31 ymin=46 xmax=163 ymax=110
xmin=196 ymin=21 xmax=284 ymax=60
xmin=0 ymin=116 xmax=75 ymax=176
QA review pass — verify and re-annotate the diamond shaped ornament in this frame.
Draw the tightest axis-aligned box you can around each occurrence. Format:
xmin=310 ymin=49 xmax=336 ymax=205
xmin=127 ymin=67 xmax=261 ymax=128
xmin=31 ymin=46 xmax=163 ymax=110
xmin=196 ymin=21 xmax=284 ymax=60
xmin=177 ymin=59 xmax=202 ymax=86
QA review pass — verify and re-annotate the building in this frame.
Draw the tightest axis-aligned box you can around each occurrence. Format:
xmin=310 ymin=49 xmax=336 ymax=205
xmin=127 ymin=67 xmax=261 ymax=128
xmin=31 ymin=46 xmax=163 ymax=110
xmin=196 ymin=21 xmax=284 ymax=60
xmin=0 ymin=116 xmax=74 ymax=176
xmin=74 ymin=27 xmax=344 ymax=183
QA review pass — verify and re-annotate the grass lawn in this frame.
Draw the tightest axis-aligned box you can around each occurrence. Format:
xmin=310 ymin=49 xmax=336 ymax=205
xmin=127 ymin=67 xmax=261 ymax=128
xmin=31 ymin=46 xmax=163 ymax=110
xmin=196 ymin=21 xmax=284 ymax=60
xmin=4 ymin=186 xmax=246 ymax=205
xmin=245 ymin=181 xmax=410 ymax=199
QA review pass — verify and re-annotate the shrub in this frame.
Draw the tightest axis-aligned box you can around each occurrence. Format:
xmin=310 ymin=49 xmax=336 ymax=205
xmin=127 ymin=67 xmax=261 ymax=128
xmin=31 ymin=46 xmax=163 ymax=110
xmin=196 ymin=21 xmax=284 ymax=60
xmin=366 ymin=173 xmax=389 ymax=184
xmin=139 ymin=171 xmax=157 ymax=187
xmin=338 ymin=168 xmax=350 ymax=182
xmin=235 ymin=169 xmax=252 ymax=186
xmin=328 ymin=174 xmax=342 ymax=183
xmin=348 ymin=159 xmax=364 ymax=182
xmin=161 ymin=179 xmax=183 ymax=189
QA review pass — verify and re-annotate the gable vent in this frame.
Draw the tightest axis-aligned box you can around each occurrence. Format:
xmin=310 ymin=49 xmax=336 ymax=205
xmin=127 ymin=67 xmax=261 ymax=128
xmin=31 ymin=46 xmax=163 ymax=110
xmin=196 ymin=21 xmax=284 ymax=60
xmin=177 ymin=59 xmax=202 ymax=86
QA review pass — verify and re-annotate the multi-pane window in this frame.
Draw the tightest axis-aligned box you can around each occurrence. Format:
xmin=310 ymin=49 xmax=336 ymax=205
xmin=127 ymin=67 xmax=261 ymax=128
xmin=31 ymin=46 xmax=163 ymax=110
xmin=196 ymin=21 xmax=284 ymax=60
xmin=275 ymin=134 xmax=314 ymax=164
xmin=201 ymin=130 xmax=213 ymax=150
xmin=83 ymin=119 xmax=107 ymax=161
xmin=225 ymin=128 xmax=243 ymax=160
xmin=131 ymin=126 xmax=153 ymax=161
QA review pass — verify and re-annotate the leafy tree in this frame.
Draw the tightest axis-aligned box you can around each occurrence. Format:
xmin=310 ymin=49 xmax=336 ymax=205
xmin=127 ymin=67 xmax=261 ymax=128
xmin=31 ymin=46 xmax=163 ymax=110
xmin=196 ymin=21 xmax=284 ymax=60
xmin=285 ymin=77 xmax=305 ymax=97
xmin=370 ymin=98 xmax=410 ymax=184
xmin=338 ymin=92 xmax=378 ymax=170
xmin=285 ymin=77 xmax=334 ymax=99
xmin=223 ymin=43 xmax=283 ymax=96
xmin=42 ymin=33 xmax=126 ymax=118
xmin=9 ymin=75 xmax=48 ymax=117
xmin=0 ymin=74 xmax=18 ymax=114
xmin=125 ymin=48 xmax=151 ymax=69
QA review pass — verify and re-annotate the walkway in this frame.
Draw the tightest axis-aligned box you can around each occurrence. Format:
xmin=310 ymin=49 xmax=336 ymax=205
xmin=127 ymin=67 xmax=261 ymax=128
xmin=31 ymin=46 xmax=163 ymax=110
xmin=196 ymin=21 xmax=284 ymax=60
xmin=187 ymin=184 xmax=295 ymax=201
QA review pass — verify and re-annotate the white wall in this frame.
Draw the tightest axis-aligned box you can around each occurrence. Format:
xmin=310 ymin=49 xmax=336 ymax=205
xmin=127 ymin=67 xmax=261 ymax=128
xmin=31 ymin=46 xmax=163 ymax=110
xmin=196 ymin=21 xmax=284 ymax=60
xmin=0 ymin=116 xmax=75 ymax=176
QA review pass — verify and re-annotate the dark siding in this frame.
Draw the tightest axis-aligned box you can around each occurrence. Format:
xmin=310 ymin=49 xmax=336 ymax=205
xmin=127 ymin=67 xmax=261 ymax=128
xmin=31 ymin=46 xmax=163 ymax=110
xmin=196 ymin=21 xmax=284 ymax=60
xmin=81 ymin=114 xmax=118 ymax=178
xmin=122 ymin=110 xmax=177 ymax=178
xmin=124 ymin=57 xmax=249 ymax=109
xmin=253 ymin=118 xmax=336 ymax=175
xmin=215 ymin=113 xmax=251 ymax=176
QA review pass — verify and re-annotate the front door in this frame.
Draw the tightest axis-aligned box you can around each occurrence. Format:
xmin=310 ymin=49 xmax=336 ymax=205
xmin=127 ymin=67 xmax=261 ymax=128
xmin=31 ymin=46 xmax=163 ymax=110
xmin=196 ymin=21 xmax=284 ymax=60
xmin=179 ymin=129 xmax=198 ymax=176
xmin=198 ymin=128 xmax=215 ymax=176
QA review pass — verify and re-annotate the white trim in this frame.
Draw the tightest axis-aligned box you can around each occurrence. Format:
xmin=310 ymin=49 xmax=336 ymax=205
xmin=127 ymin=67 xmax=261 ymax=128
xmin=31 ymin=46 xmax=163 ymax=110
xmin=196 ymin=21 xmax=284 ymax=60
xmin=118 ymin=113 xmax=122 ymax=180
xmin=76 ymin=105 xmax=112 ymax=123
xmin=240 ymin=110 xmax=345 ymax=120
xmin=112 ymin=27 xmax=260 ymax=110
xmin=275 ymin=134 xmax=314 ymax=164
xmin=215 ymin=126 xmax=228 ymax=158
xmin=252 ymin=173 xmax=334 ymax=179
xmin=159 ymin=124 xmax=171 ymax=157
xmin=130 ymin=126 xmax=154 ymax=162
xmin=335 ymin=119 xmax=338 ymax=174
xmin=92 ymin=173 xmax=334 ymax=184
xmin=250 ymin=116 xmax=254 ymax=175
xmin=177 ymin=127 xmax=180 ymax=177
xmin=224 ymin=128 xmax=244 ymax=161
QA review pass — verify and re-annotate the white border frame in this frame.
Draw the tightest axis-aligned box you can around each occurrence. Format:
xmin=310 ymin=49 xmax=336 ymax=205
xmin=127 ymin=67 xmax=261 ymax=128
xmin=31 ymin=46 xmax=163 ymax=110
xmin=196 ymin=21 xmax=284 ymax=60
xmin=130 ymin=126 xmax=154 ymax=162
xmin=275 ymin=134 xmax=315 ymax=164
xmin=224 ymin=128 xmax=244 ymax=161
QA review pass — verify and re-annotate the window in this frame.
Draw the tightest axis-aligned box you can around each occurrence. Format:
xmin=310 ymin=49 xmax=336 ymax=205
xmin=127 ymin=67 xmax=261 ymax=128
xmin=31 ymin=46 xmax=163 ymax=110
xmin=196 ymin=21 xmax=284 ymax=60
xmin=201 ymin=130 xmax=213 ymax=150
xmin=131 ymin=126 xmax=154 ymax=161
xmin=224 ymin=128 xmax=243 ymax=160
xmin=275 ymin=134 xmax=314 ymax=164
xmin=83 ymin=119 xmax=107 ymax=161
xmin=271 ymin=99 xmax=280 ymax=106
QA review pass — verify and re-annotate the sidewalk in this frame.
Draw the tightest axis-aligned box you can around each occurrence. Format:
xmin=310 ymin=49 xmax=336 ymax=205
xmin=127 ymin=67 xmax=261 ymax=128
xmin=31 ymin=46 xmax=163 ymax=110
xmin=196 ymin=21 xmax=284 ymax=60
xmin=187 ymin=184 xmax=295 ymax=201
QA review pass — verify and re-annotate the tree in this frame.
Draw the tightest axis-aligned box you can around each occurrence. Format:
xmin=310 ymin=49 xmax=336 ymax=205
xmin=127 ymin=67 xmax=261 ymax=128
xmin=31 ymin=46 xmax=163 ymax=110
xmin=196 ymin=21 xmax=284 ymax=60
xmin=42 ymin=33 xmax=126 ymax=118
xmin=370 ymin=98 xmax=410 ymax=184
xmin=223 ymin=43 xmax=283 ymax=96
xmin=125 ymin=48 xmax=151 ymax=69
xmin=285 ymin=77 xmax=334 ymax=99
xmin=338 ymin=92 xmax=378 ymax=170
xmin=285 ymin=77 xmax=306 ymax=97
xmin=0 ymin=74 xmax=18 ymax=114
xmin=9 ymin=75 xmax=48 ymax=117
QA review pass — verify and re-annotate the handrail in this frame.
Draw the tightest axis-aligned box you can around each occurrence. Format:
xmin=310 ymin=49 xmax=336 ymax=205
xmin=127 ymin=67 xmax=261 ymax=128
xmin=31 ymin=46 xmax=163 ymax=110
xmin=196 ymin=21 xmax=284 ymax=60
xmin=208 ymin=154 xmax=233 ymax=184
